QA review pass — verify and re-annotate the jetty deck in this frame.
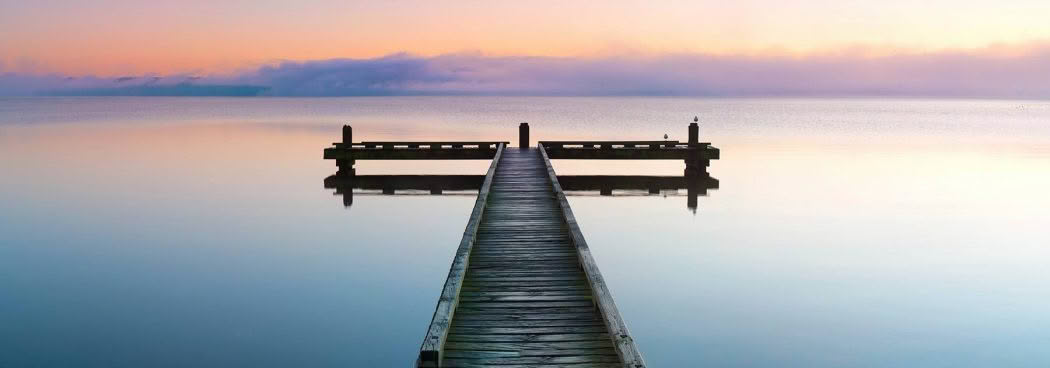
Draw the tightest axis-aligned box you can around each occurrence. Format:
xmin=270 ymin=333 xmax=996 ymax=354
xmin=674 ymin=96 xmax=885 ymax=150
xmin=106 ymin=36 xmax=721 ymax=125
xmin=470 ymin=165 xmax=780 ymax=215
xmin=417 ymin=146 xmax=644 ymax=367
xmin=325 ymin=122 xmax=719 ymax=367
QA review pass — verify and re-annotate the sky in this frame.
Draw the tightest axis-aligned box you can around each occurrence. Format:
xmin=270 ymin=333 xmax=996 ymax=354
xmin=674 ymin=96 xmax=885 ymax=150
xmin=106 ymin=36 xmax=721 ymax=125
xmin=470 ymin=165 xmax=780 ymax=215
xmin=2 ymin=0 xmax=1049 ymax=96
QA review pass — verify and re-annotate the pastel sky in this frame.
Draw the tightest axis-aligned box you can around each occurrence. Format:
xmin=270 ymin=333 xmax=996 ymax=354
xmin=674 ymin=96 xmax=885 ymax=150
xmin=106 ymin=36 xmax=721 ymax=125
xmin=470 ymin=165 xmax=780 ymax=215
xmin=2 ymin=0 xmax=1049 ymax=97
xmin=3 ymin=0 xmax=1049 ymax=75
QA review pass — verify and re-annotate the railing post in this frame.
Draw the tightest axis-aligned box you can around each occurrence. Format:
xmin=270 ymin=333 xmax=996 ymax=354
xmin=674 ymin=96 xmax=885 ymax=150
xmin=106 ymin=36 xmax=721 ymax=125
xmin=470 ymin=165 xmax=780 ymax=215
xmin=688 ymin=117 xmax=699 ymax=146
xmin=337 ymin=124 xmax=355 ymax=177
xmin=519 ymin=122 xmax=529 ymax=148
xmin=685 ymin=117 xmax=702 ymax=176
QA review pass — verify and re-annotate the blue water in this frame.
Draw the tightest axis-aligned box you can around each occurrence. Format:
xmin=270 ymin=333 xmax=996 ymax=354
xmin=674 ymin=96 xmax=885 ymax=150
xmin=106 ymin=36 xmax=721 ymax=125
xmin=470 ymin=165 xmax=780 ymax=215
xmin=2 ymin=97 xmax=1049 ymax=367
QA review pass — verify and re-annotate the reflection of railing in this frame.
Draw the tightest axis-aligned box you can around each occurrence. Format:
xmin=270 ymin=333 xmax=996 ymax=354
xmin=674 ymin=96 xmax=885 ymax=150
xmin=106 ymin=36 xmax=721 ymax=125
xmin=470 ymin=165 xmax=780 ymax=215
xmin=324 ymin=173 xmax=719 ymax=211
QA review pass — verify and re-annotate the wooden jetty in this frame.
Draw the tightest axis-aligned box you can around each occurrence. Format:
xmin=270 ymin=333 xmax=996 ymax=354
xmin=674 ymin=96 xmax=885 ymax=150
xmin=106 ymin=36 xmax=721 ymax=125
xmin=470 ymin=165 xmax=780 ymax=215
xmin=323 ymin=122 xmax=719 ymax=367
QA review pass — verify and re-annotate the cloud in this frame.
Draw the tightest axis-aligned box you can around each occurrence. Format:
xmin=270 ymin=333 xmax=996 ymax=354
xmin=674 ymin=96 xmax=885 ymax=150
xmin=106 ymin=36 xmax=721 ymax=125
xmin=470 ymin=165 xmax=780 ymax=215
xmin=3 ymin=45 xmax=1050 ymax=98
xmin=0 ymin=73 xmax=268 ymax=96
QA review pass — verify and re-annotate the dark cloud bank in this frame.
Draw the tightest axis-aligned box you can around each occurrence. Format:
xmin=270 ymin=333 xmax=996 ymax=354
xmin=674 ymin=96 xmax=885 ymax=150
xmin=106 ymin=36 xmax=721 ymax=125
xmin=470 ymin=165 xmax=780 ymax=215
xmin=3 ymin=46 xmax=1050 ymax=98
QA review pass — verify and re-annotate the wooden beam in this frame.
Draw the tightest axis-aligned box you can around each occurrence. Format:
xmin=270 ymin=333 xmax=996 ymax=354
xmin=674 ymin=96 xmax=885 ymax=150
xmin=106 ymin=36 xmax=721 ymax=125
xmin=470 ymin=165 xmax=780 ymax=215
xmin=542 ymin=146 xmax=719 ymax=160
xmin=539 ymin=145 xmax=647 ymax=368
xmin=540 ymin=140 xmax=682 ymax=145
xmin=418 ymin=143 xmax=505 ymax=367
xmin=324 ymin=147 xmax=499 ymax=160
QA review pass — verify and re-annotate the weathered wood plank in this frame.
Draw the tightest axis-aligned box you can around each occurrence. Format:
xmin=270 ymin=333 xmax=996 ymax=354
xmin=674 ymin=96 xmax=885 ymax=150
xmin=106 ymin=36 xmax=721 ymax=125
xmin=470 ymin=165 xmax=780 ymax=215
xmin=445 ymin=341 xmax=614 ymax=351
xmin=444 ymin=348 xmax=616 ymax=358
xmin=451 ymin=313 xmax=601 ymax=321
xmin=450 ymin=319 xmax=605 ymax=327
xmin=443 ymin=362 xmax=620 ymax=368
xmin=442 ymin=355 xmax=621 ymax=365
xmin=449 ymin=326 xmax=610 ymax=335
xmin=446 ymin=333 xmax=612 ymax=343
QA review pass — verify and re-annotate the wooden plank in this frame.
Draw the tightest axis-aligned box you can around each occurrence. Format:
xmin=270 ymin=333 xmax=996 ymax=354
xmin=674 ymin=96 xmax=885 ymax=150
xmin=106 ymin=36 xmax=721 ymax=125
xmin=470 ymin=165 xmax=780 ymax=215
xmin=442 ymin=355 xmax=621 ymax=365
xmin=455 ymin=301 xmax=594 ymax=309
xmin=458 ymin=295 xmax=593 ymax=303
xmin=446 ymin=333 xmax=612 ymax=343
xmin=450 ymin=319 xmax=604 ymax=327
xmin=542 ymin=147 xmax=718 ymax=160
xmin=459 ymin=291 xmax=592 ymax=297
xmin=325 ymin=148 xmax=498 ymax=160
xmin=459 ymin=286 xmax=592 ymax=293
xmin=452 ymin=306 xmax=601 ymax=315
xmin=359 ymin=141 xmax=510 ymax=145
xmin=417 ymin=143 xmax=505 ymax=367
xmin=451 ymin=313 xmax=600 ymax=321
xmin=449 ymin=326 xmax=610 ymax=335
xmin=539 ymin=140 xmax=682 ymax=145
xmin=445 ymin=341 xmax=614 ymax=351
xmin=444 ymin=348 xmax=616 ymax=358
xmin=539 ymin=145 xmax=647 ymax=368
xmin=441 ymin=363 xmax=619 ymax=368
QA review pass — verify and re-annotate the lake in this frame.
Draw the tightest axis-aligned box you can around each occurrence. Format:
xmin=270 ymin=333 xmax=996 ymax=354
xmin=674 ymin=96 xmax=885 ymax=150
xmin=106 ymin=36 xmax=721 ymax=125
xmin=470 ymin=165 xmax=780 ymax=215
xmin=2 ymin=97 xmax=1049 ymax=367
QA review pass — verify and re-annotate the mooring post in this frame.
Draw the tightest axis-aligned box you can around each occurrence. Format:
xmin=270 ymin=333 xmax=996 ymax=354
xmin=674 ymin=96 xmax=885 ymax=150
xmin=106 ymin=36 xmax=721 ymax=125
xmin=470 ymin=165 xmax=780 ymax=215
xmin=519 ymin=122 xmax=529 ymax=148
xmin=688 ymin=117 xmax=699 ymax=146
xmin=337 ymin=124 xmax=355 ymax=177
xmin=685 ymin=118 xmax=701 ymax=176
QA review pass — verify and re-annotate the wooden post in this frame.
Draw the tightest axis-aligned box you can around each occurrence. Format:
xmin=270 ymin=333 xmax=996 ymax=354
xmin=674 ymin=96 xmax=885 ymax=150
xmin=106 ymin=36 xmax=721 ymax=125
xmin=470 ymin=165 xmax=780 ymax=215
xmin=686 ymin=117 xmax=702 ymax=176
xmin=688 ymin=118 xmax=699 ymax=146
xmin=519 ymin=122 xmax=529 ymax=148
xmin=337 ymin=124 xmax=355 ymax=177
xmin=684 ymin=150 xmax=708 ymax=177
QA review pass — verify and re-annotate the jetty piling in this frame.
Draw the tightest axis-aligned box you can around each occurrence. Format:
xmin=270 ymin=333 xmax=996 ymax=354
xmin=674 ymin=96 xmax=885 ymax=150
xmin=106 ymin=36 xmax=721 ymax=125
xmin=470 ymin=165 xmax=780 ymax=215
xmin=519 ymin=122 xmax=529 ymax=148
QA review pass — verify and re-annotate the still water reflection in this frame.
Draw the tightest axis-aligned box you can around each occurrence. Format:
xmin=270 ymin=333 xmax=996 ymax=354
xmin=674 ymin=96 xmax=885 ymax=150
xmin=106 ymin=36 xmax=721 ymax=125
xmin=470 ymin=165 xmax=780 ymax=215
xmin=323 ymin=173 xmax=719 ymax=212
xmin=2 ymin=97 xmax=1049 ymax=367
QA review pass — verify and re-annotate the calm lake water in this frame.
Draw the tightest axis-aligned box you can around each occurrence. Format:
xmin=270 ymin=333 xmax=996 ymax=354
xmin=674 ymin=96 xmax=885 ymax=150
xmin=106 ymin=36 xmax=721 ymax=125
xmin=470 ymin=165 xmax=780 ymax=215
xmin=2 ymin=97 xmax=1049 ymax=367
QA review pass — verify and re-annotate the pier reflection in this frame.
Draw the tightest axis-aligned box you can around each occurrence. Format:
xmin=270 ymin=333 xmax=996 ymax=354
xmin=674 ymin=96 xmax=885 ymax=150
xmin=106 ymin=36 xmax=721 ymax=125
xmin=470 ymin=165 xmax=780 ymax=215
xmin=324 ymin=173 xmax=719 ymax=212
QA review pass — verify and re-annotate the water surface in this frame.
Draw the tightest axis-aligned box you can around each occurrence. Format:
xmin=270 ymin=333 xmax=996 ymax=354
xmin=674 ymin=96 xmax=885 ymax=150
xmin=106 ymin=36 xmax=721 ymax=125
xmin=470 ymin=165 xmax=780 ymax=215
xmin=2 ymin=97 xmax=1049 ymax=367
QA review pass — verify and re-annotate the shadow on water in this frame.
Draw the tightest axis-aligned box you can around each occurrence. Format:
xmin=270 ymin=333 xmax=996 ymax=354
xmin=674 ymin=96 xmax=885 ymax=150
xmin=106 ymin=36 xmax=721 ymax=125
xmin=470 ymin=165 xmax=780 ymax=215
xmin=323 ymin=173 xmax=719 ymax=212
